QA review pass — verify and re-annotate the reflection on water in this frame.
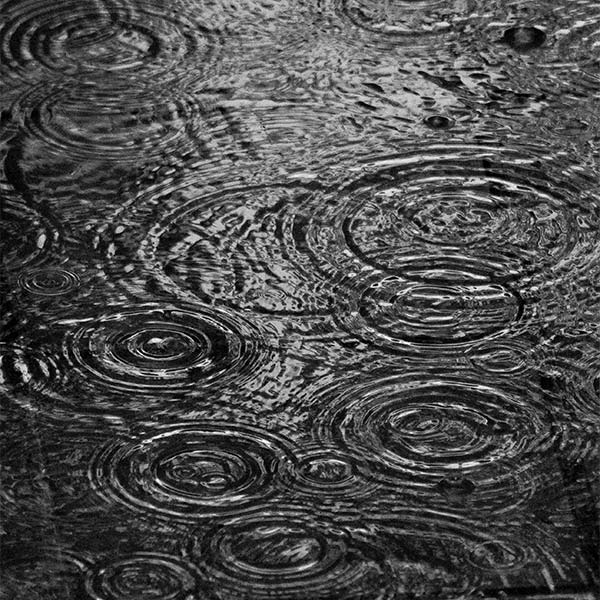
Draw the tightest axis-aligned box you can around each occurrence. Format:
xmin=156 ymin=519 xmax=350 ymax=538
xmin=1 ymin=0 xmax=599 ymax=598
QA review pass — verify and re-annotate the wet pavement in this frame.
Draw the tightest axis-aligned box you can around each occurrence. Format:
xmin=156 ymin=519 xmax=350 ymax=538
xmin=0 ymin=0 xmax=599 ymax=598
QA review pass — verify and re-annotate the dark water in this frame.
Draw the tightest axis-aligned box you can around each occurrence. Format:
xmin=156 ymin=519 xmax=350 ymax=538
xmin=1 ymin=0 xmax=599 ymax=598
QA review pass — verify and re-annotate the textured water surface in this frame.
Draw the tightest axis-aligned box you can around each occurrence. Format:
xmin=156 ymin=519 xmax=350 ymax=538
xmin=0 ymin=0 xmax=599 ymax=598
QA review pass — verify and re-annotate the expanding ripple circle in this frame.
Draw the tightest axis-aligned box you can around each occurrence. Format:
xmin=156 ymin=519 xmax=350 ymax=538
xmin=308 ymin=145 xmax=600 ymax=286
xmin=89 ymin=422 xmax=297 ymax=522
xmin=279 ymin=443 xmax=380 ymax=502
xmin=141 ymin=185 xmax=336 ymax=316
xmin=1 ymin=546 xmax=92 ymax=598
xmin=185 ymin=517 xmax=397 ymax=599
xmin=18 ymin=267 xmax=80 ymax=296
xmin=64 ymin=305 xmax=263 ymax=395
xmin=16 ymin=83 xmax=208 ymax=163
xmin=312 ymin=374 xmax=562 ymax=511
xmin=347 ymin=277 xmax=524 ymax=349
xmin=0 ymin=0 xmax=219 ymax=84
xmin=85 ymin=553 xmax=200 ymax=600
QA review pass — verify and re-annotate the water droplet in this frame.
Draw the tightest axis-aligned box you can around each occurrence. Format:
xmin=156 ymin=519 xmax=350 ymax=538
xmin=502 ymin=26 xmax=547 ymax=52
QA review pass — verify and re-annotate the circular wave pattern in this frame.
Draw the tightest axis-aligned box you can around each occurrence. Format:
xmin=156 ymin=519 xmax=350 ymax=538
xmin=18 ymin=267 xmax=80 ymax=296
xmin=467 ymin=539 xmax=532 ymax=572
xmin=0 ymin=0 xmax=218 ymax=83
xmin=0 ymin=344 xmax=64 ymax=393
xmin=142 ymin=185 xmax=337 ymax=316
xmin=323 ymin=147 xmax=598 ymax=284
xmin=0 ymin=198 xmax=61 ymax=271
xmin=279 ymin=443 xmax=380 ymax=502
xmin=185 ymin=517 xmax=396 ymax=599
xmin=467 ymin=339 xmax=535 ymax=376
xmin=1 ymin=546 xmax=91 ymax=599
xmin=336 ymin=0 xmax=474 ymax=42
xmin=85 ymin=553 xmax=199 ymax=600
xmin=64 ymin=305 xmax=262 ymax=395
xmin=17 ymin=83 xmax=207 ymax=163
xmin=312 ymin=375 xmax=560 ymax=511
xmin=89 ymin=422 xmax=297 ymax=522
xmin=347 ymin=277 xmax=524 ymax=349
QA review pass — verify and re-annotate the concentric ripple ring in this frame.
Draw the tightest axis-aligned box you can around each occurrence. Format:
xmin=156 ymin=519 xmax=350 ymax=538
xmin=85 ymin=552 xmax=200 ymax=600
xmin=89 ymin=422 xmax=297 ymax=522
xmin=184 ymin=516 xmax=397 ymax=599
xmin=63 ymin=304 xmax=265 ymax=395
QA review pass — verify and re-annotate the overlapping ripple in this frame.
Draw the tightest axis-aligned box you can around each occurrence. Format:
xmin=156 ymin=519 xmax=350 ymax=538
xmin=306 ymin=144 xmax=599 ymax=286
xmin=0 ymin=197 xmax=62 ymax=271
xmin=334 ymin=0 xmax=475 ymax=46
xmin=311 ymin=373 xmax=563 ymax=513
xmin=141 ymin=184 xmax=337 ymax=316
xmin=0 ymin=0 xmax=220 ymax=84
xmin=85 ymin=552 xmax=200 ymax=600
xmin=13 ymin=82 xmax=209 ymax=164
xmin=0 ymin=546 xmax=92 ymax=599
xmin=89 ymin=422 xmax=297 ymax=522
xmin=344 ymin=276 xmax=524 ymax=350
xmin=63 ymin=304 xmax=264 ymax=395
xmin=184 ymin=517 xmax=397 ymax=599
xmin=278 ymin=442 xmax=380 ymax=502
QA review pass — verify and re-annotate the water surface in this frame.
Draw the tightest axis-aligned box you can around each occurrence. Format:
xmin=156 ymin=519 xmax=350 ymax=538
xmin=1 ymin=0 xmax=599 ymax=598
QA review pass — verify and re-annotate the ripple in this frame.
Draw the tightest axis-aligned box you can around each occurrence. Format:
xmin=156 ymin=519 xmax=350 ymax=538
xmin=543 ymin=334 xmax=600 ymax=425
xmin=312 ymin=374 xmax=561 ymax=512
xmin=0 ymin=197 xmax=61 ymax=271
xmin=0 ymin=0 xmax=219 ymax=84
xmin=467 ymin=539 xmax=531 ymax=572
xmin=1 ymin=546 xmax=91 ymax=599
xmin=184 ymin=517 xmax=397 ymax=599
xmin=85 ymin=553 xmax=200 ymax=600
xmin=18 ymin=267 xmax=80 ymax=296
xmin=89 ymin=422 xmax=297 ymax=522
xmin=279 ymin=443 xmax=380 ymax=502
xmin=63 ymin=304 xmax=263 ymax=395
xmin=0 ymin=343 xmax=64 ymax=393
xmin=335 ymin=0 xmax=474 ymax=45
xmin=141 ymin=184 xmax=336 ymax=316
xmin=314 ymin=145 xmax=599 ymax=285
xmin=467 ymin=340 xmax=536 ymax=376
xmin=343 ymin=277 xmax=524 ymax=350
xmin=16 ymin=83 xmax=209 ymax=163
xmin=501 ymin=26 xmax=547 ymax=52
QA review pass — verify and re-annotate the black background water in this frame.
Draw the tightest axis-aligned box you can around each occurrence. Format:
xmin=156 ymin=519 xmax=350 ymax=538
xmin=0 ymin=1 xmax=599 ymax=598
